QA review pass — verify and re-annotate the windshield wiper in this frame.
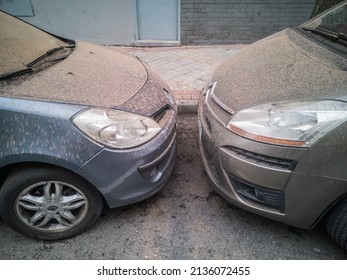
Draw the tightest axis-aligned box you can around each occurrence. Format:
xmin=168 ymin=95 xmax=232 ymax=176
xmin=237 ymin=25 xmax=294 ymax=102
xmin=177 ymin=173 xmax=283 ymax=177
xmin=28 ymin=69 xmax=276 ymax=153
xmin=0 ymin=68 xmax=33 ymax=80
xmin=302 ymin=26 xmax=347 ymax=46
xmin=0 ymin=44 xmax=75 ymax=80
xmin=27 ymin=44 xmax=75 ymax=68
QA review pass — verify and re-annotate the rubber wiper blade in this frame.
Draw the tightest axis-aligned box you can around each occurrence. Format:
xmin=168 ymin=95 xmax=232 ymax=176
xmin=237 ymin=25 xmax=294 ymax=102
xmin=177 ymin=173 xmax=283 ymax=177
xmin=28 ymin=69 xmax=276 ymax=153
xmin=302 ymin=26 xmax=347 ymax=46
xmin=338 ymin=32 xmax=347 ymax=41
xmin=0 ymin=68 xmax=33 ymax=80
xmin=0 ymin=44 xmax=75 ymax=80
xmin=302 ymin=26 xmax=339 ymax=39
xmin=27 ymin=44 xmax=75 ymax=68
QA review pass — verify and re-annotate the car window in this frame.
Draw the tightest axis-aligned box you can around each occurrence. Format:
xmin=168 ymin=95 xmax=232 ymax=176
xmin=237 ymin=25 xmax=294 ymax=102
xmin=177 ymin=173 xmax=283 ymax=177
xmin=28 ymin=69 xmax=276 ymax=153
xmin=319 ymin=3 xmax=347 ymax=34
xmin=302 ymin=2 xmax=347 ymax=35
xmin=0 ymin=11 xmax=70 ymax=76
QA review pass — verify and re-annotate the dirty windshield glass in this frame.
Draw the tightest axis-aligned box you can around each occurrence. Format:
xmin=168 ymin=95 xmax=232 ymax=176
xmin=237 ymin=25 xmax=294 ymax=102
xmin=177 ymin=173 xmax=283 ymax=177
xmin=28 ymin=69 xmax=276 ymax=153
xmin=0 ymin=11 xmax=71 ymax=76
xmin=303 ymin=2 xmax=347 ymax=35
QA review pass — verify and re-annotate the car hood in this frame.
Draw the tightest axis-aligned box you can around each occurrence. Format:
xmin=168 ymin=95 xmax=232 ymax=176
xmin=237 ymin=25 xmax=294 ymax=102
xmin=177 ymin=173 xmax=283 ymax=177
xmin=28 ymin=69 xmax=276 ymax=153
xmin=212 ymin=28 xmax=347 ymax=112
xmin=1 ymin=41 xmax=152 ymax=109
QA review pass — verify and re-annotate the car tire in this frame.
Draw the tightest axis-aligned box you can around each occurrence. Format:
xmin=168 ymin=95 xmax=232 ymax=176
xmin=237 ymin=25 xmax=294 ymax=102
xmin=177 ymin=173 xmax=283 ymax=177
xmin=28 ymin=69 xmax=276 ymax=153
xmin=325 ymin=197 xmax=347 ymax=250
xmin=0 ymin=165 xmax=103 ymax=240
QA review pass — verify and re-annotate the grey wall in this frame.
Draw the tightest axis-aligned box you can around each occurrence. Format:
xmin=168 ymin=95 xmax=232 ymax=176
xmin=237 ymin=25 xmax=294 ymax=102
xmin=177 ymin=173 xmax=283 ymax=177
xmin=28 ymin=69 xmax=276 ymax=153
xmin=181 ymin=0 xmax=316 ymax=45
xmin=1 ymin=0 xmax=317 ymax=45
xmin=19 ymin=0 xmax=136 ymax=45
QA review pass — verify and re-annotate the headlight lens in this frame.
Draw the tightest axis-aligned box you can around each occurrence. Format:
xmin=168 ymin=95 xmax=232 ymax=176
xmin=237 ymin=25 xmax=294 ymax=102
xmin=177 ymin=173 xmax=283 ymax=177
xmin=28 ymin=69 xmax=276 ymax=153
xmin=227 ymin=100 xmax=347 ymax=147
xmin=72 ymin=108 xmax=161 ymax=149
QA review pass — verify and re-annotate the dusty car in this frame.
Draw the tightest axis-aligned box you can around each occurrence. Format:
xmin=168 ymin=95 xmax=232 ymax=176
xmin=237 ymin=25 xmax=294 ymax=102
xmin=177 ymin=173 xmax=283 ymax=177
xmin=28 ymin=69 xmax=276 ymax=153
xmin=199 ymin=2 xmax=347 ymax=250
xmin=0 ymin=11 xmax=177 ymax=240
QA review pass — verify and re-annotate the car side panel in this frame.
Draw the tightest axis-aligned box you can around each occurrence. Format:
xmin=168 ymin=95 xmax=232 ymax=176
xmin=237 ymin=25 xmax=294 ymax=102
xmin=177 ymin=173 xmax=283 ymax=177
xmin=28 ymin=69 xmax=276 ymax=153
xmin=294 ymin=122 xmax=347 ymax=180
xmin=0 ymin=97 xmax=102 ymax=171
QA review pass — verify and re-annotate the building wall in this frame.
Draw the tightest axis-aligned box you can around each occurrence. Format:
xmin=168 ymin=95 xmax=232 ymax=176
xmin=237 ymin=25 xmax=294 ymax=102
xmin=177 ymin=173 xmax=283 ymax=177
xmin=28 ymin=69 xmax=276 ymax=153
xmin=181 ymin=0 xmax=316 ymax=45
xmin=1 ymin=0 xmax=317 ymax=45
xmin=19 ymin=0 xmax=136 ymax=45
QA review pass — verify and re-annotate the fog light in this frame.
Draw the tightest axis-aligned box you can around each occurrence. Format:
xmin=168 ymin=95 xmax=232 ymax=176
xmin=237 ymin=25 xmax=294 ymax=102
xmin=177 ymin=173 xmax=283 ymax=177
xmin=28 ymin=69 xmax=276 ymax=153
xmin=229 ymin=175 xmax=285 ymax=213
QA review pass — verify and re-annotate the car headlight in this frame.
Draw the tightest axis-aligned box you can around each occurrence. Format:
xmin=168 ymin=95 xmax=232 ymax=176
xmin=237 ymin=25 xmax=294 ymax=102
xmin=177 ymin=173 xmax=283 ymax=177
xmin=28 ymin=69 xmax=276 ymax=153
xmin=72 ymin=108 xmax=162 ymax=149
xmin=227 ymin=100 xmax=347 ymax=147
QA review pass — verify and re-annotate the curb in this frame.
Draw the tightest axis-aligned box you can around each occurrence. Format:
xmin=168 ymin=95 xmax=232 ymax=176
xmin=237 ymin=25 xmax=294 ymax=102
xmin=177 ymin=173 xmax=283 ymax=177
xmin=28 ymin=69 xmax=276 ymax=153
xmin=176 ymin=99 xmax=199 ymax=114
xmin=173 ymin=90 xmax=200 ymax=114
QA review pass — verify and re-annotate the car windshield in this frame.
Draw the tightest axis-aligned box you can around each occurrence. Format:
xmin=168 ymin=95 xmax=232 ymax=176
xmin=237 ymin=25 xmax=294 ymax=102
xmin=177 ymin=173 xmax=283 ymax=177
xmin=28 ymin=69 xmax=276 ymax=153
xmin=0 ymin=11 xmax=72 ymax=76
xmin=302 ymin=2 xmax=347 ymax=36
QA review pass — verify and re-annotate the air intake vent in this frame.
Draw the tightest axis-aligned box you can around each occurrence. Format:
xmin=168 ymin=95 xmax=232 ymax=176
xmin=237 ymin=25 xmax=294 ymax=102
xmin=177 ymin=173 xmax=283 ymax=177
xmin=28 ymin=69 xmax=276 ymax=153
xmin=225 ymin=146 xmax=297 ymax=171
xmin=229 ymin=175 xmax=285 ymax=213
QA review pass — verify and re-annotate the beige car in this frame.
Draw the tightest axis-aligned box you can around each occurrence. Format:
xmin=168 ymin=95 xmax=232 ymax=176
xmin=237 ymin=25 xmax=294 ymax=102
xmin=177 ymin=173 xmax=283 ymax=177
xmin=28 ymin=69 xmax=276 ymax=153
xmin=199 ymin=1 xmax=347 ymax=250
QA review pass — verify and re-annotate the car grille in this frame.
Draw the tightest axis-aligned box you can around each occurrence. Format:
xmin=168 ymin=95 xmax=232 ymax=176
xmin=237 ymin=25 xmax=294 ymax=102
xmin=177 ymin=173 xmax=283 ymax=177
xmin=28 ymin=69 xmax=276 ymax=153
xmin=224 ymin=146 xmax=297 ymax=171
xmin=152 ymin=106 xmax=173 ymax=128
xmin=204 ymin=82 xmax=234 ymax=127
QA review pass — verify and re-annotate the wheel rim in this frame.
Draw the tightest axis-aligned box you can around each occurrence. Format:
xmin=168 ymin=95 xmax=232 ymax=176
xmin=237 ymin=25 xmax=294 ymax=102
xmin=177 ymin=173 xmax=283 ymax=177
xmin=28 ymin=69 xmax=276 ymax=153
xmin=15 ymin=181 xmax=89 ymax=233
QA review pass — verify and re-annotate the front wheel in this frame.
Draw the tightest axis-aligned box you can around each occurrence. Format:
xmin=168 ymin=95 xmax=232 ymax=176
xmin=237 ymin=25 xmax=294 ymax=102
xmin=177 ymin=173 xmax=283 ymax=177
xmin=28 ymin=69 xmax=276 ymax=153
xmin=325 ymin=197 xmax=347 ymax=251
xmin=0 ymin=166 xmax=103 ymax=240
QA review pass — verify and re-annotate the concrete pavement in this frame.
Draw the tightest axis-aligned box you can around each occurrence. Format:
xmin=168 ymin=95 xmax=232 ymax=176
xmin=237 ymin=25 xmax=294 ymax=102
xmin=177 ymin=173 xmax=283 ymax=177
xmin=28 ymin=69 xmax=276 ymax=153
xmin=119 ymin=45 xmax=244 ymax=113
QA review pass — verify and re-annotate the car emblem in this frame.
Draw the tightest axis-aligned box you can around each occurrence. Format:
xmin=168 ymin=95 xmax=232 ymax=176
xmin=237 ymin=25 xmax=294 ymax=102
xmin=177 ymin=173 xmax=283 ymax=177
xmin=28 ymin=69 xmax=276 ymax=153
xmin=205 ymin=81 xmax=217 ymax=104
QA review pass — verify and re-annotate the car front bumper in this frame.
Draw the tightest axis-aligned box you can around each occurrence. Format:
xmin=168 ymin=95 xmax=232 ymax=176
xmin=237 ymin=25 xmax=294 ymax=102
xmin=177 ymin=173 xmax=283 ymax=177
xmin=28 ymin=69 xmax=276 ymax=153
xmin=198 ymin=94 xmax=346 ymax=229
xmin=76 ymin=109 xmax=177 ymax=208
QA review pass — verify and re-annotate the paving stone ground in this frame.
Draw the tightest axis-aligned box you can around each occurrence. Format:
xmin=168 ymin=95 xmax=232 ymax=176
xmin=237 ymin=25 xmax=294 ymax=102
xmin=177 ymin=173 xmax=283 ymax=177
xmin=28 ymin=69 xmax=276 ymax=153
xmin=114 ymin=45 xmax=245 ymax=112
xmin=119 ymin=45 xmax=244 ymax=97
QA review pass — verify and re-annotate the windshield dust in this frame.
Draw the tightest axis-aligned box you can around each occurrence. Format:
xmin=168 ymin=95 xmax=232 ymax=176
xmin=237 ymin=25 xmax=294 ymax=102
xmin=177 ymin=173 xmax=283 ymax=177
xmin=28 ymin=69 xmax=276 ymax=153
xmin=0 ymin=11 xmax=70 ymax=75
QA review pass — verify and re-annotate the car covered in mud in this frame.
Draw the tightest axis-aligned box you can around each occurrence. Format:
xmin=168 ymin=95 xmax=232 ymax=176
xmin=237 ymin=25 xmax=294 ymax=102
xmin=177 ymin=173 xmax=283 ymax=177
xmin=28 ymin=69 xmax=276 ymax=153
xmin=199 ymin=2 xmax=347 ymax=250
xmin=0 ymin=11 xmax=177 ymax=240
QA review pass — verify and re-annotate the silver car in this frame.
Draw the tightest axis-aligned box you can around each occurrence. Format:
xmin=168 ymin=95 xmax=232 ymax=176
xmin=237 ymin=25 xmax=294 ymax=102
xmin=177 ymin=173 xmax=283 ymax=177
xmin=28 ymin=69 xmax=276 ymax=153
xmin=0 ymin=11 xmax=177 ymax=240
xmin=199 ymin=2 xmax=347 ymax=250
